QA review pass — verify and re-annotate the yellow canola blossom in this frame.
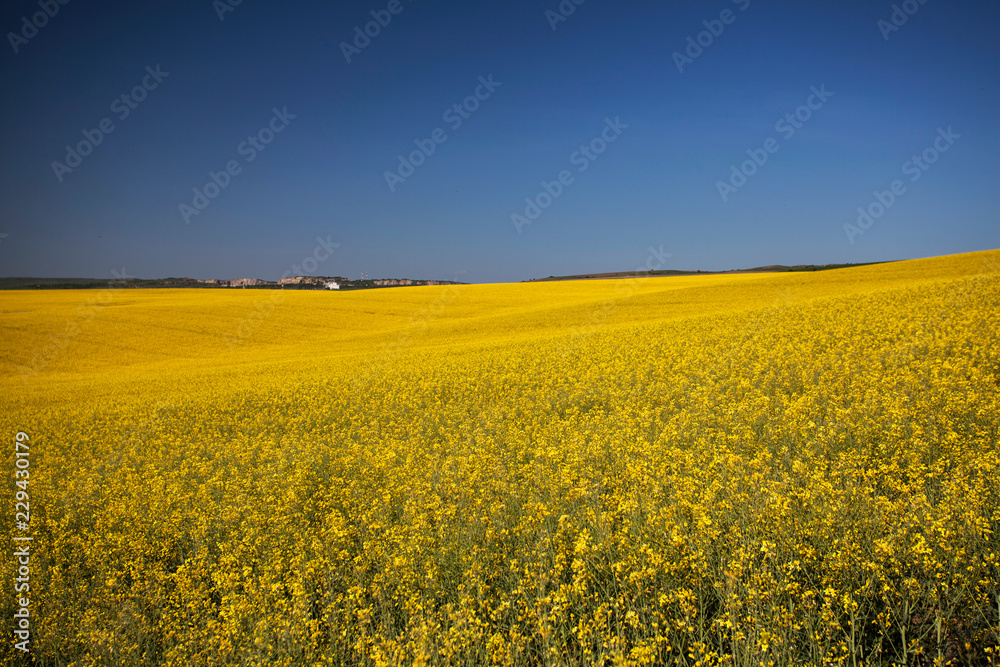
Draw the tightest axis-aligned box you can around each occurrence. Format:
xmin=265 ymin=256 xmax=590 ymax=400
xmin=1 ymin=249 xmax=998 ymax=666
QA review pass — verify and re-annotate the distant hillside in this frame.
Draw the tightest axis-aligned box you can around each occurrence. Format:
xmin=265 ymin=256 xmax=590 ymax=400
xmin=526 ymin=262 xmax=891 ymax=282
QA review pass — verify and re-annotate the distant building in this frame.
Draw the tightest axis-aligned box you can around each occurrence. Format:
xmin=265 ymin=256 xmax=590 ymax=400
xmin=325 ymin=281 xmax=340 ymax=290
xmin=279 ymin=276 xmax=326 ymax=287
xmin=230 ymin=278 xmax=271 ymax=288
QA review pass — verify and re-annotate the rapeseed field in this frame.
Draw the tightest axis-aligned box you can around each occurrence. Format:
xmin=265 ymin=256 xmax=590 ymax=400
xmin=1 ymin=249 xmax=998 ymax=666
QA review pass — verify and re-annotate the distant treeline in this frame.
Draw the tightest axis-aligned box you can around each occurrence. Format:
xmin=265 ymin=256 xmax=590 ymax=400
xmin=0 ymin=277 xmax=210 ymax=290
xmin=0 ymin=277 xmax=466 ymax=290
xmin=529 ymin=261 xmax=891 ymax=282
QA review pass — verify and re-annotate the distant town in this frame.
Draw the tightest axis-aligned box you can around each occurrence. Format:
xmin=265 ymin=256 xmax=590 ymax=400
xmin=0 ymin=276 xmax=466 ymax=290
xmin=0 ymin=262 xmax=890 ymax=290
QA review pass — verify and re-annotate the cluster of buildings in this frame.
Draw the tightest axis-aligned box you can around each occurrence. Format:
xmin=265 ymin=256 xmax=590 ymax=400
xmin=192 ymin=276 xmax=460 ymax=291
xmin=198 ymin=277 xmax=345 ymax=289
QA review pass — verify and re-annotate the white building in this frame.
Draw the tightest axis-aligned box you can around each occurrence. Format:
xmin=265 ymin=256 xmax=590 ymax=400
xmin=325 ymin=281 xmax=340 ymax=290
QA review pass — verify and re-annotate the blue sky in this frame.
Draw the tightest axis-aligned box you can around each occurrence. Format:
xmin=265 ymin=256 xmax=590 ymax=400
xmin=1 ymin=0 xmax=997 ymax=283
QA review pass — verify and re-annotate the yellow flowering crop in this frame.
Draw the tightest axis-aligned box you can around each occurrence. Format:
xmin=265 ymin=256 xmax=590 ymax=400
xmin=1 ymin=249 xmax=998 ymax=665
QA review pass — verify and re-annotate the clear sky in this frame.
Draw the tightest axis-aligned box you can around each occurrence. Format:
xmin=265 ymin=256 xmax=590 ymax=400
xmin=1 ymin=0 xmax=997 ymax=284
